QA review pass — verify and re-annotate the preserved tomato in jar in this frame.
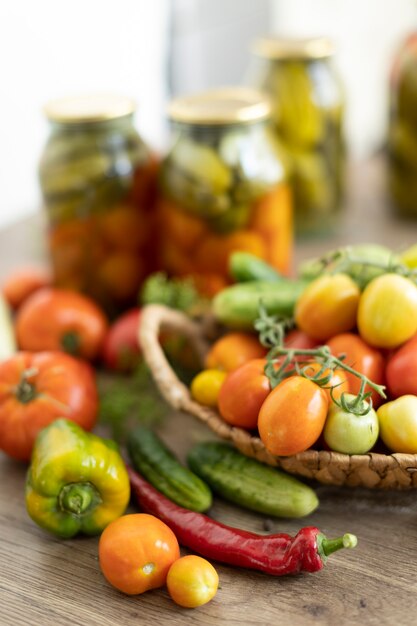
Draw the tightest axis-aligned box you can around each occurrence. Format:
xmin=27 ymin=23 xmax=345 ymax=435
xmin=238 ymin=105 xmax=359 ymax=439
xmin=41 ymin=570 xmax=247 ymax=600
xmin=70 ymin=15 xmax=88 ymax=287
xmin=158 ymin=88 xmax=293 ymax=296
xmin=39 ymin=95 xmax=157 ymax=315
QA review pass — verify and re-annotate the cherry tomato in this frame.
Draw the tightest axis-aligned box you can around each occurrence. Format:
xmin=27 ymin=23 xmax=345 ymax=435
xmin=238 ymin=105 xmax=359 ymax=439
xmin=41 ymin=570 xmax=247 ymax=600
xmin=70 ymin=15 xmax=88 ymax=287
xmin=386 ymin=334 xmax=417 ymax=398
xmin=2 ymin=267 xmax=51 ymax=311
xmin=190 ymin=369 xmax=227 ymax=408
xmin=167 ymin=555 xmax=219 ymax=608
xmin=295 ymin=273 xmax=360 ymax=341
xmin=205 ymin=332 xmax=266 ymax=372
xmin=323 ymin=395 xmax=379 ymax=454
xmin=357 ymin=273 xmax=417 ymax=348
xmin=102 ymin=308 xmax=141 ymax=372
xmin=99 ymin=513 xmax=180 ymax=595
xmin=257 ymin=376 xmax=329 ymax=456
xmin=327 ymin=333 xmax=385 ymax=409
xmin=218 ymin=359 xmax=270 ymax=429
xmin=0 ymin=351 xmax=98 ymax=461
xmin=377 ymin=395 xmax=417 ymax=453
xmin=16 ymin=288 xmax=108 ymax=361
xmin=284 ymin=329 xmax=318 ymax=350
xmin=300 ymin=362 xmax=349 ymax=403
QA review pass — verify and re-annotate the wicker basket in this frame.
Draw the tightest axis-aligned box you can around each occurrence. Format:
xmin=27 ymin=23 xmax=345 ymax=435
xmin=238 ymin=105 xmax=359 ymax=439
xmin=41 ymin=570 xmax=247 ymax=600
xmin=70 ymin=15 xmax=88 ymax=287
xmin=139 ymin=304 xmax=417 ymax=490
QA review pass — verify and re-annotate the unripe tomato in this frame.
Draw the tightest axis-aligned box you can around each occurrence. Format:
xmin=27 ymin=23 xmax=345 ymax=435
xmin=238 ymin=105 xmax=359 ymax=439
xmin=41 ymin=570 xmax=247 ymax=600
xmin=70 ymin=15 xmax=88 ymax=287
xmin=295 ymin=274 xmax=360 ymax=342
xmin=258 ymin=376 xmax=329 ymax=456
xmin=190 ymin=369 xmax=227 ymax=408
xmin=386 ymin=334 xmax=417 ymax=398
xmin=205 ymin=332 xmax=266 ymax=372
xmin=357 ymin=274 xmax=417 ymax=348
xmin=323 ymin=395 xmax=379 ymax=454
xmin=167 ymin=555 xmax=219 ymax=608
xmin=377 ymin=395 xmax=417 ymax=453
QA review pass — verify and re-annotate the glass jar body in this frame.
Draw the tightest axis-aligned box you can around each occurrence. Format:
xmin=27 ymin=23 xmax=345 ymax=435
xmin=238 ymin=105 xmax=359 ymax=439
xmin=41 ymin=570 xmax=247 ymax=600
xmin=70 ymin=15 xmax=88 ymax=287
xmin=158 ymin=120 xmax=293 ymax=295
xmin=39 ymin=114 xmax=157 ymax=314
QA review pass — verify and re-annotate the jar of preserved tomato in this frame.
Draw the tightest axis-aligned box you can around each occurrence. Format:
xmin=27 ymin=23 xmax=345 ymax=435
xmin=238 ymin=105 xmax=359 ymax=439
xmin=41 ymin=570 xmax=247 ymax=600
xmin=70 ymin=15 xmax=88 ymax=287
xmin=39 ymin=94 xmax=157 ymax=314
xmin=388 ymin=33 xmax=417 ymax=218
xmin=249 ymin=37 xmax=345 ymax=237
xmin=158 ymin=88 xmax=293 ymax=296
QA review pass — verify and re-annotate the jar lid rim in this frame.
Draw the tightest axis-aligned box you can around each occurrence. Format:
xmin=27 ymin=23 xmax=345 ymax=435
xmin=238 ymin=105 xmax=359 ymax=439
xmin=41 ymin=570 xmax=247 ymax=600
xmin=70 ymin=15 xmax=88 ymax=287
xmin=168 ymin=87 xmax=271 ymax=125
xmin=43 ymin=94 xmax=136 ymax=124
xmin=252 ymin=36 xmax=335 ymax=60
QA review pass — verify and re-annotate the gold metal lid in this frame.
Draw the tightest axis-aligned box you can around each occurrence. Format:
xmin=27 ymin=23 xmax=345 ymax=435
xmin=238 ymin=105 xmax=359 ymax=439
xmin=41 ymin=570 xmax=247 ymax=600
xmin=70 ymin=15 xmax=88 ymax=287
xmin=168 ymin=87 xmax=271 ymax=125
xmin=252 ymin=36 xmax=335 ymax=60
xmin=44 ymin=94 xmax=136 ymax=124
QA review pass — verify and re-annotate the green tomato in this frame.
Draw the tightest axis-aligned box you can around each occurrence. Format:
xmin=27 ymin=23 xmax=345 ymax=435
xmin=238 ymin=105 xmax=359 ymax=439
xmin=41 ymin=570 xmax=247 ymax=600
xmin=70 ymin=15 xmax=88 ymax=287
xmin=323 ymin=395 xmax=379 ymax=454
xmin=377 ymin=395 xmax=417 ymax=453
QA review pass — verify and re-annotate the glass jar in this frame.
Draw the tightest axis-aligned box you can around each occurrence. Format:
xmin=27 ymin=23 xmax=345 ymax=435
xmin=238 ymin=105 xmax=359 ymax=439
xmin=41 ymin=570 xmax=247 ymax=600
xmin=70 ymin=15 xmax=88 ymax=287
xmin=158 ymin=88 xmax=293 ymax=296
xmin=39 ymin=94 xmax=157 ymax=315
xmin=249 ymin=37 xmax=345 ymax=237
xmin=388 ymin=33 xmax=417 ymax=218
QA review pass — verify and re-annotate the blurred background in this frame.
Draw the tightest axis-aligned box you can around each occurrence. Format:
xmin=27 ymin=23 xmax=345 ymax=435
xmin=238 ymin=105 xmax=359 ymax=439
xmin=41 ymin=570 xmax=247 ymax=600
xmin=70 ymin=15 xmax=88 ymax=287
xmin=1 ymin=0 xmax=416 ymax=228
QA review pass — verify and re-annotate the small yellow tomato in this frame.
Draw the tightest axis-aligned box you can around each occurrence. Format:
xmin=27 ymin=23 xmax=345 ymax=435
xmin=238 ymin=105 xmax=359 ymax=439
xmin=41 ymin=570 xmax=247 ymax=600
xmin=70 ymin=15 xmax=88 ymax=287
xmin=295 ymin=273 xmax=360 ymax=342
xmin=167 ymin=555 xmax=219 ymax=608
xmin=377 ymin=395 xmax=417 ymax=453
xmin=357 ymin=274 xmax=417 ymax=348
xmin=190 ymin=369 xmax=227 ymax=407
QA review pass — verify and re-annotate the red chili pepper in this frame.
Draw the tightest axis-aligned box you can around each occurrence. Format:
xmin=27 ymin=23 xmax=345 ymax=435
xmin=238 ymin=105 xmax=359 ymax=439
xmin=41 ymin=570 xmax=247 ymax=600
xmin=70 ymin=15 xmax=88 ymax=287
xmin=128 ymin=466 xmax=357 ymax=576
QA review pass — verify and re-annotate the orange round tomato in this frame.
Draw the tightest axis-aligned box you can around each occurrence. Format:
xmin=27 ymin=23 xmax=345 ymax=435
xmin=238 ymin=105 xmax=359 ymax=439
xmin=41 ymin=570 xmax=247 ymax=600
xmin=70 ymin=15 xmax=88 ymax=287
xmin=98 ymin=513 xmax=180 ymax=595
xmin=218 ymin=359 xmax=270 ymax=429
xmin=205 ymin=332 xmax=266 ymax=372
xmin=16 ymin=288 xmax=108 ymax=361
xmin=2 ymin=267 xmax=51 ymax=310
xmin=258 ymin=376 xmax=329 ymax=456
xmin=327 ymin=333 xmax=385 ymax=408
xmin=0 ymin=351 xmax=98 ymax=461
xmin=167 ymin=555 xmax=219 ymax=608
xmin=295 ymin=273 xmax=360 ymax=341
xmin=299 ymin=362 xmax=349 ymax=403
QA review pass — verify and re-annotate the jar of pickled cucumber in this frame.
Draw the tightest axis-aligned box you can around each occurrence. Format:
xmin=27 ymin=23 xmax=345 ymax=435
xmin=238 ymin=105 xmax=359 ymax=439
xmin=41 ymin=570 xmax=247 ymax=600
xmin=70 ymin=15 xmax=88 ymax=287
xmin=158 ymin=88 xmax=293 ymax=296
xmin=388 ymin=33 xmax=417 ymax=218
xmin=39 ymin=94 xmax=157 ymax=314
xmin=249 ymin=37 xmax=345 ymax=237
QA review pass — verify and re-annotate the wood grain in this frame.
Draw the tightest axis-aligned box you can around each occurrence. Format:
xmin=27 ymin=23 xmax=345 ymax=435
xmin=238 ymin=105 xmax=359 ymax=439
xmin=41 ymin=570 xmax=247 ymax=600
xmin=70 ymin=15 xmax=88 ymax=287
xmin=1 ymin=160 xmax=417 ymax=626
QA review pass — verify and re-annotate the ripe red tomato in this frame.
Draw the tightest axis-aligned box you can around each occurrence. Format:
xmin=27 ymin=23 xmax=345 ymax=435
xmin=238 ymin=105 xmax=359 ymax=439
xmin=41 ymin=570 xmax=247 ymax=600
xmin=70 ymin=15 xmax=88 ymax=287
xmin=258 ymin=376 xmax=328 ymax=456
xmin=218 ymin=359 xmax=270 ymax=429
xmin=2 ymin=267 xmax=51 ymax=310
xmin=16 ymin=288 xmax=108 ymax=361
xmin=0 ymin=351 xmax=98 ymax=461
xmin=386 ymin=334 xmax=417 ymax=398
xmin=102 ymin=308 xmax=141 ymax=372
xmin=327 ymin=333 xmax=385 ymax=408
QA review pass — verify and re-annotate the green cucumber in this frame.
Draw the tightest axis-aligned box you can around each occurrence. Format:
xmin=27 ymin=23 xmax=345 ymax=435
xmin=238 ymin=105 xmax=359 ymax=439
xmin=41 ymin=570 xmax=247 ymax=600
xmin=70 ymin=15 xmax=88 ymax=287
xmin=127 ymin=427 xmax=212 ymax=512
xmin=187 ymin=442 xmax=318 ymax=518
xmin=229 ymin=252 xmax=283 ymax=283
xmin=212 ymin=279 xmax=309 ymax=329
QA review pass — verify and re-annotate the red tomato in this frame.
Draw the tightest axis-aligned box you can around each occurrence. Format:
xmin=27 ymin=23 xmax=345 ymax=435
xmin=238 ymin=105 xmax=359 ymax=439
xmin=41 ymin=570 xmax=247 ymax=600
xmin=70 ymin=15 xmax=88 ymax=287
xmin=218 ymin=359 xmax=270 ymax=429
xmin=0 ymin=351 xmax=98 ymax=461
xmin=386 ymin=334 xmax=417 ymax=398
xmin=16 ymin=288 xmax=108 ymax=361
xmin=102 ymin=308 xmax=141 ymax=372
xmin=2 ymin=267 xmax=51 ymax=310
xmin=258 ymin=376 xmax=328 ymax=456
xmin=327 ymin=333 xmax=385 ymax=408
xmin=284 ymin=329 xmax=318 ymax=350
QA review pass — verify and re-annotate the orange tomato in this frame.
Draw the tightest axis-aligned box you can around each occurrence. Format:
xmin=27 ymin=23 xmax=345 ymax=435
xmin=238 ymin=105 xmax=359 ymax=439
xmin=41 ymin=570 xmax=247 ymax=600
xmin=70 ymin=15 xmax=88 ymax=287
xmin=258 ymin=376 xmax=329 ymax=456
xmin=98 ymin=513 xmax=180 ymax=595
xmin=16 ymin=288 xmax=108 ymax=361
xmin=2 ymin=267 xmax=51 ymax=310
xmin=167 ymin=555 xmax=219 ymax=608
xmin=298 ymin=362 xmax=349 ymax=402
xmin=97 ymin=204 xmax=148 ymax=252
xmin=98 ymin=252 xmax=144 ymax=302
xmin=327 ymin=333 xmax=385 ymax=408
xmin=205 ymin=332 xmax=267 ymax=372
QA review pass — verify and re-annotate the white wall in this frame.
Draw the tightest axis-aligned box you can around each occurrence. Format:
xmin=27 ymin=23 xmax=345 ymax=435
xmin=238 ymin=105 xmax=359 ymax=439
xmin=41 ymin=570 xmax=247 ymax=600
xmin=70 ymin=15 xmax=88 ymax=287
xmin=0 ymin=1 xmax=170 ymax=228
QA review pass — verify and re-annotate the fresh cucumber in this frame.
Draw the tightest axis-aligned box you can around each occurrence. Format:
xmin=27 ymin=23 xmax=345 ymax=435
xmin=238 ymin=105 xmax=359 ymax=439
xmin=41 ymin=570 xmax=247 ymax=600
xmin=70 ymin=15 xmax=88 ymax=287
xmin=229 ymin=252 xmax=283 ymax=283
xmin=127 ymin=426 xmax=212 ymax=512
xmin=212 ymin=279 xmax=309 ymax=329
xmin=187 ymin=442 xmax=318 ymax=518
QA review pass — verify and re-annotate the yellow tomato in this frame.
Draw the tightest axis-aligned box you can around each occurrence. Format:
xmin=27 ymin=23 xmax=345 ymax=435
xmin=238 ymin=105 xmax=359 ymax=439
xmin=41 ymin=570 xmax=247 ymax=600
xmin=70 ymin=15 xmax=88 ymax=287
xmin=190 ymin=369 xmax=227 ymax=407
xmin=167 ymin=555 xmax=219 ymax=608
xmin=357 ymin=274 xmax=417 ymax=348
xmin=377 ymin=395 xmax=417 ymax=453
xmin=295 ymin=273 xmax=360 ymax=342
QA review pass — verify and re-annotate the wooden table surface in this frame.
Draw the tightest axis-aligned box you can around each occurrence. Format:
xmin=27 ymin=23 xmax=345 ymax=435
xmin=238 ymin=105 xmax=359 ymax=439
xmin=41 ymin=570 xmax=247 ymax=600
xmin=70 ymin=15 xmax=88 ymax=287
xmin=2 ymin=159 xmax=417 ymax=626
